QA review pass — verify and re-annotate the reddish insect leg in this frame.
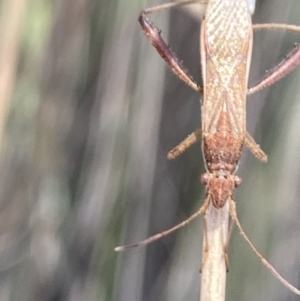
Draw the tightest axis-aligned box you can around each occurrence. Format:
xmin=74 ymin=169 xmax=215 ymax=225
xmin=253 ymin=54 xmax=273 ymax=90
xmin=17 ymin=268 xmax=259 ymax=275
xmin=249 ymin=23 xmax=300 ymax=94
xmin=139 ymin=1 xmax=207 ymax=92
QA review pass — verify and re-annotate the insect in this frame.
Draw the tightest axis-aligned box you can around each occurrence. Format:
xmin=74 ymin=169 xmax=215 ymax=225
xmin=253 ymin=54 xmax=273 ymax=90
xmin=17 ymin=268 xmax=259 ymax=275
xmin=115 ymin=0 xmax=300 ymax=296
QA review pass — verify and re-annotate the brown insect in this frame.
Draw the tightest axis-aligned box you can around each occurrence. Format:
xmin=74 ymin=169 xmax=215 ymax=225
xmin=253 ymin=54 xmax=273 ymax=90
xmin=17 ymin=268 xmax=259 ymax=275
xmin=115 ymin=0 xmax=300 ymax=296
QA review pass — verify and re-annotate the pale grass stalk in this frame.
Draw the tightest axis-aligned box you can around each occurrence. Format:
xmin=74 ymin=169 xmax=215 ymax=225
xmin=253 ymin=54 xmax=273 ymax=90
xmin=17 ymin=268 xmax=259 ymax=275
xmin=200 ymin=201 xmax=229 ymax=301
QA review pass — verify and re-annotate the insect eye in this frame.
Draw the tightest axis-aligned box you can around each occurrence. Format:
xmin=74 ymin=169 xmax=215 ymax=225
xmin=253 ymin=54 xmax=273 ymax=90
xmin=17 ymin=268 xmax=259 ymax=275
xmin=234 ymin=176 xmax=242 ymax=188
xmin=200 ymin=173 xmax=209 ymax=184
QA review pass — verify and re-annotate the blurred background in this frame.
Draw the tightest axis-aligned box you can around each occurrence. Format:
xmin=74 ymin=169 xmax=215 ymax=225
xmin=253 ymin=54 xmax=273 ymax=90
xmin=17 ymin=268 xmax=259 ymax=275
xmin=0 ymin=0 xmax=299 ymax=300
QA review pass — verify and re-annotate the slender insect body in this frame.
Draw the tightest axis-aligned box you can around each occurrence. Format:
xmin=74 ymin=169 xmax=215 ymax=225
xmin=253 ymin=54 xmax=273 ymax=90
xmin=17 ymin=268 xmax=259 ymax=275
xmin=116 ymin=0 xmax=300 ymax=296
xmin=200 ymin=0 xmax=252 ymax=208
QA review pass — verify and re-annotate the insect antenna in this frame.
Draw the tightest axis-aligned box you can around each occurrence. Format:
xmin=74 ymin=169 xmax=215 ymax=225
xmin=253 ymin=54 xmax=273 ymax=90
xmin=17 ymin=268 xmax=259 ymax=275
xmin=115 ymin=200 xmax=208 ymax=252
xmin=229 ymin=200 xmax=300 ymax=295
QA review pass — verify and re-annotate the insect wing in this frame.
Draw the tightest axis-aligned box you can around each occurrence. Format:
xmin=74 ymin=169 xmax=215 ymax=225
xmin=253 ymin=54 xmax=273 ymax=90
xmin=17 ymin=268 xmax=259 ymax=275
xmin=200 ymin=0 xmax=252 ymax=135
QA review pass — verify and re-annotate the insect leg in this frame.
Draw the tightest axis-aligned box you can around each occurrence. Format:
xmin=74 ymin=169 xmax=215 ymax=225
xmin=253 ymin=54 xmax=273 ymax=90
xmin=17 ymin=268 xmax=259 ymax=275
xmin=244 ymin=131 xmax=267 ymax=162
xmin=141 ymin=0 xmax=207 ymax=15
xmin=139 ymin=1 xmax=207 ymax=92
xmin=199 ymin=201 xmax=209 ymax=273
xmin=249 ymin=24 xmax=300 ymax=93
xmin=168 ymin=127 xmax=202 ymax=159
xmin=248 ymin=44 xmax=300 ymax=94
xmin=223 ymin=212 xmax=236 ymax=272
xmin=253 ymin=23 xmax=300 ymax=32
